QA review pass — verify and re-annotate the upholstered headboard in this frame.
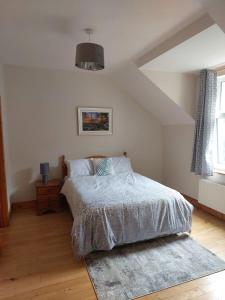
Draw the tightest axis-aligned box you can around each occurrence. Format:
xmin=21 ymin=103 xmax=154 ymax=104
xmin=62 ymin=152 xmax=127 ymax=178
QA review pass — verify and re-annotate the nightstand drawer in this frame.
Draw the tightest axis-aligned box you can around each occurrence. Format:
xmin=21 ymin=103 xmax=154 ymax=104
xmin=37 ymin=195 xmax=58 ymax=202
xmin=37 ymin=186 xmax=60 ymax=196
xmin=35 ymin=179 xmax=62 ymax=215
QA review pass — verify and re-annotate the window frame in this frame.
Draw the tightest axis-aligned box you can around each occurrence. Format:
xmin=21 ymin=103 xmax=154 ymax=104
xmin=214 ymin=74 xmax=225 ymax=173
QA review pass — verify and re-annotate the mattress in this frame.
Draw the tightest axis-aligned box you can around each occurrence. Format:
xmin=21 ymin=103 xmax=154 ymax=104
xmin=61 ymin=172 xmax=193 ymax=257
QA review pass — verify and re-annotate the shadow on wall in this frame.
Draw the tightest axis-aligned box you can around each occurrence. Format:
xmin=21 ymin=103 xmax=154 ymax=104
xmin=11 ymin=168 xmax=34 ymax=203
xmin=50 ymin=156 xmax=63 ymax=179
xmin=10 ymin=157 xmax=63 ymax=203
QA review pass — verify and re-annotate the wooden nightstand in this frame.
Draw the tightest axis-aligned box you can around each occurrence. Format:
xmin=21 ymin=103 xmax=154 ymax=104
xmin=36 ymin=179 xmax=63 ymax=215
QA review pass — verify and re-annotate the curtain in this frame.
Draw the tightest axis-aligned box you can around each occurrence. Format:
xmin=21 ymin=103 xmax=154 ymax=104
xmin=191 ymin=69 xmax=217 ymax=176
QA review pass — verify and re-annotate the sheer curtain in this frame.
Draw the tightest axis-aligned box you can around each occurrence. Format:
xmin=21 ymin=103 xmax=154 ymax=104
xmin=191 ymin=69 xmax=217 ymax=176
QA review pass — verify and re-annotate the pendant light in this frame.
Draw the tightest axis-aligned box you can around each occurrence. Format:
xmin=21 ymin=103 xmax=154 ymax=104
xmin=75 ymin=28 xmax=104 ymax=71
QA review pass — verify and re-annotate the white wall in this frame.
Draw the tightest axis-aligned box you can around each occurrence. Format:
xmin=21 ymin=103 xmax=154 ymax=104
xmin=111 ymin=63 xmax=194 ymax=125
xmin=163 ymin=125 xmax=200 ymax=199
xmin=0 ymin=65 xmax=4 ymax=93
xmin=142 ymin=70 xmax=197 ymax=119
xmin=140 ymin=70 xmax=201 ymax=200
xmin=4 ymin=65 xmax=163 ymax=203
xmin=163 ymin=123 xmax=225 ymax=200
xmin=0 ymin=64 xmax=11 ymax=211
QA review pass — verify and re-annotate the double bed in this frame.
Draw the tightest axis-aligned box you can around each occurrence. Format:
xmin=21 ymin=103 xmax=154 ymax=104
xmin=61 ymin=154 xmax=193 ymax=257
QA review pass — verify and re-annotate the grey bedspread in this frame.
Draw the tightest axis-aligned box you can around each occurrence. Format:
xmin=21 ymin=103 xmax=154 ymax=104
xmin=61 ymin=172 xmax=193 ymax=257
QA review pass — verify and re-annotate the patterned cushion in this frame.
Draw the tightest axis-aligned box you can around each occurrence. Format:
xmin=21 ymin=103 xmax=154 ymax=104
xmin=94 ymin=158 xmax=114 ymax=176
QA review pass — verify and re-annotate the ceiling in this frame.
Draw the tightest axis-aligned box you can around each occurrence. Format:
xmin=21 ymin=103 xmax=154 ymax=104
xmin=0 ymin=0 xmax=204 ymax=72
xmin=141 ymin=24 xmax=225 ymax=73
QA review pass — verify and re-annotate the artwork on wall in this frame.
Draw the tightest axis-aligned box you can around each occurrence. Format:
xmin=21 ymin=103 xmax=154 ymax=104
xmin=78 ymin=107 xmax=113 ymax=135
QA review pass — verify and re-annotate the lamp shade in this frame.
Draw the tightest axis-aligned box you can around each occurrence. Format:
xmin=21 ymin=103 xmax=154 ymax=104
xmin=40 ymin=162 xmax=49 ymax=175
xmin=75 ymin=42 xmax=104 ymax=71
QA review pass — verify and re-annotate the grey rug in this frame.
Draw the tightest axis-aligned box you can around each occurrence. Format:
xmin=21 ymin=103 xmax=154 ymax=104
xmin=85 ymin=235 xmax=225 ymax=300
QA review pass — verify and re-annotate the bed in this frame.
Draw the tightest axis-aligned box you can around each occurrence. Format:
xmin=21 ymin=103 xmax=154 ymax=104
xmin=61 ymin=154 xmax=193 ymax=257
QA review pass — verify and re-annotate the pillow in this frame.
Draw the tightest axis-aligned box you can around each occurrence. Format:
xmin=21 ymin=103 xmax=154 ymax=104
xmin=93 ymin=158 xmax=114 ymax=176
xmin=66 ymin=159 xmax=94 ymax=177
xmin=111 ymin=156 xmax=133 ymax=174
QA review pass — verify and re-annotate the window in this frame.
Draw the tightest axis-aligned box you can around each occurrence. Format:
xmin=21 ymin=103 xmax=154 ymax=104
xmin=214 ymin=75 xmax=225 ymax=171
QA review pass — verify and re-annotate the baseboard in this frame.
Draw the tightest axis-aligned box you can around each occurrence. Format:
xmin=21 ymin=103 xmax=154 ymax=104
xmin=11 ymin=195 xmax=225 ymax=222
xmin=182 ymin=194 xmax=198 ymax=207
xmin=12 ymin=200 xmax=36 ymax=210
xmin=183 ymin=194 xmax=225 ymax=222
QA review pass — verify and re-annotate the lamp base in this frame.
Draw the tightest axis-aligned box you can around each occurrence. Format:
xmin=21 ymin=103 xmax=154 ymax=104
xmin=42 ymin=175 xmax=48 ymax=185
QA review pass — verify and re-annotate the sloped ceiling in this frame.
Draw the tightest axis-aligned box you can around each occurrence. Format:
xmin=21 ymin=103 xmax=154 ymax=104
xmin=199 ymin=0 xmax=225 ymax=36
xmin=110 ymin=14 xmax=217 ymax=125
xmin=110 ymin=62 xmax=194 ymax=125
xmin=141 ymin=24 xmax=225 ymax=73
xmin=0 ymin=1 xmax=216 ymax=126
xmin=141 ymin=70 xmax=197 ymax=118
xmin=0 ymin=0 xmax=204 ymax=71
xmin=125 ymin=0 xmax=225 ymax=126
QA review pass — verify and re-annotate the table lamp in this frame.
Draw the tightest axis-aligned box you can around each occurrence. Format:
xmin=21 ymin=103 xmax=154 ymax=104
xmin=40 ymin=162 xmax=49 ymax=184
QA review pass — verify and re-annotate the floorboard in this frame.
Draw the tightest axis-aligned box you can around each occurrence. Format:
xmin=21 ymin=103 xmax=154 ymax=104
xmin=0 ymin=207 xmax=225 ymax=300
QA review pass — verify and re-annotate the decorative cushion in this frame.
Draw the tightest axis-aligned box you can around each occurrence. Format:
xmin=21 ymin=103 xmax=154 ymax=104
xmin=93 ymin=158 xmax=114 ymax=176
xmin=111 ymin=156 xmax=133 ymax=174
xmin=66 ymin=159 xmax=94 ymax=177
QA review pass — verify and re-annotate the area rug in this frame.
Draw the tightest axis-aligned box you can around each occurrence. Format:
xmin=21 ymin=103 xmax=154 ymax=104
xmin=85 ymin=234 xmax=225 ymax=300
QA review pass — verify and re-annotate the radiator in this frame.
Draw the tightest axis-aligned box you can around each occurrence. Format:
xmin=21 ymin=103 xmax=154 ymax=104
xmin=198 ymin=179 xmax=225 ymax=214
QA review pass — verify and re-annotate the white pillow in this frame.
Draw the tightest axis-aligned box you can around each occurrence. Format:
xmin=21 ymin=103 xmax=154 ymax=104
xmin=66 ymin=159 xmax=94 ymax=177
xmin=111 ymin=156 xmax=133 ymax=174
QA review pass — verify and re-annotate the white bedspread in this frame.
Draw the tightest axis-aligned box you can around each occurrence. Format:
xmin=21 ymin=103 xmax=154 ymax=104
xmin=61 ymin=172 xmax=193 ymax=257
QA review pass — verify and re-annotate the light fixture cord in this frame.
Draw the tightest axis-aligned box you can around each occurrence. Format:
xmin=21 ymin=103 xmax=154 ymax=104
xmin=85 ymin=28 xmax=93 ymax=42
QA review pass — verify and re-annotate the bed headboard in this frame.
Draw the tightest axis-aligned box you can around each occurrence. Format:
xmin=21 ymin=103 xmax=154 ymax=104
xmin=62 ymin=152 xmax=127 ymax=178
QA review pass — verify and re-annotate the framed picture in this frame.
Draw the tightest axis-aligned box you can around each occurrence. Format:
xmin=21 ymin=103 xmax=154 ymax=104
xmin=78 ymin=107 xmax=113 ymax=135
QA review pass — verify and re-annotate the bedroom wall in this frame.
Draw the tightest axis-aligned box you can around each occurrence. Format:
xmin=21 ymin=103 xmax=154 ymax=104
xmin=4 ymin=65 xmax=163 ymax=203
xmin=161 ymin=70 xmax=200 ymax=199
xmin=0 ymin=64 xmax=11 ymax=211
xmin=141 ymin=70 xmax=197 ymax=119
xmin=161 ymin=74 xmax=200 ymax=199
xmin=163 ymin=124 xmax=225 ymax=200
xmin=163 ymin=124 xmax=200 ymax=199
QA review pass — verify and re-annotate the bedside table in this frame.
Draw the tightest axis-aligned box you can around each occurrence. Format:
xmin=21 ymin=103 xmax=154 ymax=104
xmin=36 ymin=179 xmax=63 ymax=215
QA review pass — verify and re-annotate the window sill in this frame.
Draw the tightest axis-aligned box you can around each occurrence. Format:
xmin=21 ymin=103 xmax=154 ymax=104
xmin=214 ymin=169 xmax=225 ymax=175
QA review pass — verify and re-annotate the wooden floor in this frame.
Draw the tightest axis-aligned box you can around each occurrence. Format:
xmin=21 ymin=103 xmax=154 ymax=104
xmin=1 ymin=208 xmax=225 ymax=300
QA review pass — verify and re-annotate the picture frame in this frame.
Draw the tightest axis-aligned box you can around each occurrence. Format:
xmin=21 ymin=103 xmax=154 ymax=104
xmin=78 ymin=107 xmax=113 ymax=135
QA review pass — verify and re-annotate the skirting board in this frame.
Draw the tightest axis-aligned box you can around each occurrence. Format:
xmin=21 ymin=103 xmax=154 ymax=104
xmin=11 ymin=195 xmax=225 ymax=223
xmin=12 ymin=200 xmax=36 ymax=210
xmin=183 ymin=194 xmax=225 ymax=222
